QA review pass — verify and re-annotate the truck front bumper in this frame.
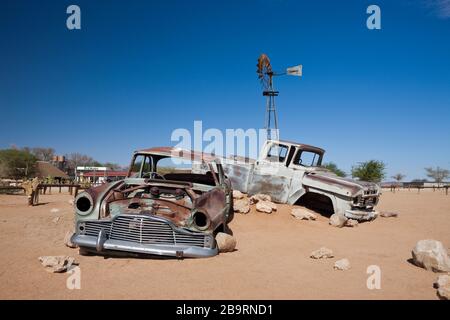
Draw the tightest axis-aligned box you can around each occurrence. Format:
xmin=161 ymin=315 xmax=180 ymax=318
xmin=344 ymin=209 xmax=378 ymax=221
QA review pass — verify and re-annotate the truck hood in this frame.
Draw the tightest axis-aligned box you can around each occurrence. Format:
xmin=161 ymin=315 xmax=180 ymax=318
xmin=302 ymin=171 xmax=379 ymax=198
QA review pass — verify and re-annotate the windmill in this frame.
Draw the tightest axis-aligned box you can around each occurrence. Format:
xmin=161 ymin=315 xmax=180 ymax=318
xmin=256 ymin=54 xmax=303 ymax=141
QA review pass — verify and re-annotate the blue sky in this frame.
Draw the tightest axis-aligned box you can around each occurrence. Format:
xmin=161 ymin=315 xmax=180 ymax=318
xmin=1 ymin=0 xmax=449 ymax=180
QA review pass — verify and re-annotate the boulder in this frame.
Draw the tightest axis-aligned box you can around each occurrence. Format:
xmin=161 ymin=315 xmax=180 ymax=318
xmin=291 ymin=207 xmax=317 ymax=220
xmin=345 ymin=219 xmax=359 ymax=227
xmin=310 ymin=247 xmax=334 ymax=259
xmin=256 ymin=200 xmax=276 ymax=214
xmin=38 ymin=255 xmax=77 ymax=273
xmin=334 ymin=258 xmax=351 ymax=271
xmin=249 ymin=194 xmax=272 ymax=205
xmin=64 ymin=230 xmax=78 ymax=249
xmin=411 ymin=240 xmax=450 ymax=273
xmin=232 ymin=190 xmax=244 ymax=200
xmin=329 ymin=214 xmax=348 ymax=228
xmin=233 ymin=198 xmax=250 ymax=214
xmin=216 ymin=232 xmax=236 ymax=253
xmin=380 ymin=211 xmax=399 ymax=218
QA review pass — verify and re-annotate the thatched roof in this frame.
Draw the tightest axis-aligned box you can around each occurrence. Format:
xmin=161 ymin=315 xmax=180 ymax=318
xmin=35 ymin=161 xmax=69 ymax=179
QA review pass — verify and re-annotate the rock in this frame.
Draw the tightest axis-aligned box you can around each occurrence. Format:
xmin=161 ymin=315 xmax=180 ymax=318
xmin=334 ymin=258 xmax=351 ymax=270
xmin=380 ymin=211 xmax=398 ymax=218
xmin=52 ymin=216 xmax=60 ymax=224
xmin=232 ymin=190 xmax=244 ymax=200
xmin=345 ymin=219 xmax=359 ymax=227
xmin=329 ymin=214 xmax=348 ymax=228
xmin=411 ymin=240 xmax=450 ymax=272
xmin=437 ymin=285 xmax=450 ymax=300
xmin=215 ymin=232 xmax=236 ymax=253
xmin=38 ymin=256 xmax=77 ymax=273
xmin=310 ymin=247 xmax=334 ymax=259
xmin=249 ymin=193 xmax=272 ymax=205
xmin=233 ymin=198 xmax=250 ymax=214
xmin=291 ymin=207 xmax=317 ymax=220
xmin=50 ymin=208 xmax=60 ymax=214
xmin=256 ymin=200 xmax=276 ymax=214
xmin=434 ymin=274 xmax=450 ymax=289
xmin=68 ymin=199 xmax=74 ymax=206
xmin=64 ymin=230 xmax=78 ymax=249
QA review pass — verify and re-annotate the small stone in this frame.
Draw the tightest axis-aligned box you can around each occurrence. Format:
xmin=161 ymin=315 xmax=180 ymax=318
xmin=310 ymin=247 xmax=334 ymax=259
xmin=52 ymin=216 xmax=60 ymax=224
xmin=437 ymin=286 xmax=450 ymax=300
xmin=334 ymin=258 xmax=351 ymax=270
xmin=291 ymin=207 xmax=317 ymax=220
xmin=345 ymin=219 xmax=359 ymax=227
xmin=411 ymin=239 xmax=450 ymax=273
xmin=329 ymin=214 xmax=348 ymax=228
xmin=232 ymin=190 xmax=244 ymax=200
xmin=68 ymin=199 xmax=74 ymax=206
xmin=38 ymin=256 xmax=76 ymax=273
xmin=249 ymin=194 xmax=272 ymax=205
xmin=380 ymin=211 xmax=399 ymax=218
xmin=434 ymin=274 xmax=450 ymax=289
xmin=233 ymin=198 xmax=250 ymax=214
xmin=256 ymin=200 xmax=276 ymax=214
xmin=64 ymin=230 xmax=78 ymax=248
xmin=50 ymin=208 xmax=60 ymax=213
xmin=215 ymin=232 xmax=236 ymax=253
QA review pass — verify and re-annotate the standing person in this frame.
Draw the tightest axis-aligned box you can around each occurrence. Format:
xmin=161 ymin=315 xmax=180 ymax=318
xmin=31 ymin=177 xmax=40 ymax=205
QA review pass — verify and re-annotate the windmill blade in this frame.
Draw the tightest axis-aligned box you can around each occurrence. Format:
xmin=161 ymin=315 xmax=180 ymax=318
xmin=257 ymin=54 xmax=272 ymax=89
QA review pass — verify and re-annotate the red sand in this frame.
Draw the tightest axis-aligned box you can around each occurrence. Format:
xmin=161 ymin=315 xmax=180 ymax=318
xmin=0 ymin=189 xmax=448 ymax=299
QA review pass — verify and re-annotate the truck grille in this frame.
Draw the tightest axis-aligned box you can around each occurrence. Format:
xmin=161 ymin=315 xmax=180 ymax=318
xmin=82 ymin=216 xmax=207 ymax=248
xmin=356 ymin=196 xmax=376 ymax=207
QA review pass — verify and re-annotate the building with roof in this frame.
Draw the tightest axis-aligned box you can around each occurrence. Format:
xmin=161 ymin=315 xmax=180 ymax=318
xmin=35 ymin=161 xmax=70 ymax=182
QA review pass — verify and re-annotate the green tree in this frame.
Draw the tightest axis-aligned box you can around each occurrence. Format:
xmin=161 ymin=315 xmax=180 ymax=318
xmin=322 ymin=162 xmax=346 ymax=177
xmin=391 ymin=173 xmax=405 ymax=182
xmin=351 ymin=160 xmax=386 ymax=183
xmin=103 ymin=162 xmax=122 ymax=171
xmin=0 ymin=149 xmax=37 ymax=179
xmin=425 ymin=167 xmax=449 ymax=185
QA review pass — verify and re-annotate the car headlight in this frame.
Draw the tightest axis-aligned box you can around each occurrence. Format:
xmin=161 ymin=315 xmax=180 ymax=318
xmin=192 ymin=211 xmax=210 ymax=230
xmin=74 ymin=192 xmax=94 ymax=216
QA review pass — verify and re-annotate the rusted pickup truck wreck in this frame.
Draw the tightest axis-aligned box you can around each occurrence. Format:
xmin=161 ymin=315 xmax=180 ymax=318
xmin=196 ymin=140 xmax=380 ymax=221
xmin=71 ymin=147 xmax=233 ymax=258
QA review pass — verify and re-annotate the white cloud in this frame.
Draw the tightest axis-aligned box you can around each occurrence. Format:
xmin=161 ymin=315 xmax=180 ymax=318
xmin=425 ymin=0 xmax=450 ymax=18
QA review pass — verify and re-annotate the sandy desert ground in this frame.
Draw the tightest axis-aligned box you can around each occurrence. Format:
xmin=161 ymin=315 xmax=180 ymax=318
xmin=0 ymin=188 xmax=448 ymax=300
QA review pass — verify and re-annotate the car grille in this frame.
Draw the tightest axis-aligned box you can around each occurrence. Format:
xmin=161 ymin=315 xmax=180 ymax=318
xmin=357 ymin=196 xmax=376 ymax=207
xmin=82 ymin=216 xmax=207 ymax=248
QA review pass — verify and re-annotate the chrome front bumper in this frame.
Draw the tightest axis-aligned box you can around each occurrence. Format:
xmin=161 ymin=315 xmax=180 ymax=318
xmin=72 ymin=214 xmax=218 ymax=258
xmin=71 ymin=234 xmax=218 ymax=258
xmin=344 ymin=209 xmax=378 ymax=221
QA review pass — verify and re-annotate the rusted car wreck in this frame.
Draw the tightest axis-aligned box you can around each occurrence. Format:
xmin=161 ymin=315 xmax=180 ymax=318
xmin=71 ymin=147 xmax=233 ymax=258
xmin=195 ymin=139 xmax=381 ymax=221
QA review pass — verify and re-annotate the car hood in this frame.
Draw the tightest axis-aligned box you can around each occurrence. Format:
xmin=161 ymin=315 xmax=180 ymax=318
xmin=302 ymin=171 xmax=379 ymax=198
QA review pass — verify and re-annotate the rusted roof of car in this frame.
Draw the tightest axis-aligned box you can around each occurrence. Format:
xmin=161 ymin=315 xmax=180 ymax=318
xmin=135 ymin=147 xmax=219 ymax=163
xmin=272 ymin=139 xmax=325 ymax=154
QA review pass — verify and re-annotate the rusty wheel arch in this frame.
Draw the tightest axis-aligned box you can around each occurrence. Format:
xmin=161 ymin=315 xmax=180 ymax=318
xmin=295 ymin=191 xmax=335 ymax=217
